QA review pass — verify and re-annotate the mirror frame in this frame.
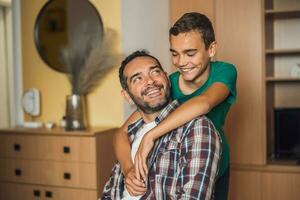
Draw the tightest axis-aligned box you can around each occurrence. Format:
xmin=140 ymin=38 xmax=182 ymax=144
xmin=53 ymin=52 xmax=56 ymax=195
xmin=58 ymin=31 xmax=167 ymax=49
xmin=33 ymin=0 xmax=104 ymax=73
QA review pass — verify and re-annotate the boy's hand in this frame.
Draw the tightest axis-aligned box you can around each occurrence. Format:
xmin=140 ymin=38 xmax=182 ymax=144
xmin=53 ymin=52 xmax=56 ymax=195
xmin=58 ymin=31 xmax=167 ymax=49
xmin=124 ymin=167 xmax=146 ymax=196
xmin=134 ymin=134 xmax=154 ymax=182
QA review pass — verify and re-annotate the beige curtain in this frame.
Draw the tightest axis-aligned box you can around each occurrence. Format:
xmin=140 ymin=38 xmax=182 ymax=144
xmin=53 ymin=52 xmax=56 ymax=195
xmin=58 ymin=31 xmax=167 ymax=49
xmin=0 ymin=0 xmax=10 ymax=6
xmin=0 ymin=5 xmax=10 ymax=127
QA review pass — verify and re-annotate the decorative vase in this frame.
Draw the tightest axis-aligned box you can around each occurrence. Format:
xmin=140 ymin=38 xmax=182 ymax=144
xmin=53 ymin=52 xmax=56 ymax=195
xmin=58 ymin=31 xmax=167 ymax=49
xmin=65 ymin=94 xmax=87 ymax=130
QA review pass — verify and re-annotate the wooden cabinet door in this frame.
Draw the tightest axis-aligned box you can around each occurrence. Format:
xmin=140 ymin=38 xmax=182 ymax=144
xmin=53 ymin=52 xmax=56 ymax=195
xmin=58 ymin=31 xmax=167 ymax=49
xmin=262 ymin=172 xmax=300 ymax=200
xmin=229 ymin=169 xmax=261 ymax=200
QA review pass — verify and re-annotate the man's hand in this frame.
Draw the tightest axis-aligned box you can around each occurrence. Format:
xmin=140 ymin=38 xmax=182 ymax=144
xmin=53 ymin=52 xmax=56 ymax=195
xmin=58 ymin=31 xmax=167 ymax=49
xmin=134 ymin=134 xmax=154 ymax=182
xmin=124 ymin=167 xmax=147 ymax=196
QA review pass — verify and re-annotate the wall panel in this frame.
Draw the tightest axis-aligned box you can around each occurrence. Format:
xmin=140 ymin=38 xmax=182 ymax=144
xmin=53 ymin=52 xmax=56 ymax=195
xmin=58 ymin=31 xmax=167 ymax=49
xmin=215 ymin=0 xmax=266 ymax=165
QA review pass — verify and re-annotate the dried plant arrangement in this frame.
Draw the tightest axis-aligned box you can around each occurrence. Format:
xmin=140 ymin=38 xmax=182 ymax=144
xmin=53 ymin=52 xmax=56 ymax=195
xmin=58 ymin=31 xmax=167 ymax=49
xmin=62 ymin=24 xmax=119 ymax=95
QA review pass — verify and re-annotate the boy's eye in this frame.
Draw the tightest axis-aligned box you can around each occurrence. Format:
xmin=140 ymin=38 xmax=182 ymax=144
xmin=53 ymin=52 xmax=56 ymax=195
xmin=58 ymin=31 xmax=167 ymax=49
xmin=171 ymin=52 xmax=178 ymax=57
xmin=187 ymin=52 xmax=196 ymax=57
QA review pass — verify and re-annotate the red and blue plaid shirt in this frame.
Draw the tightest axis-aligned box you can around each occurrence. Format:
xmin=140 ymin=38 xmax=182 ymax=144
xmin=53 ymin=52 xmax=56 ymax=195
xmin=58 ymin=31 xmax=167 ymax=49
xmin=102 ymin=100 xmax=221 ymax=200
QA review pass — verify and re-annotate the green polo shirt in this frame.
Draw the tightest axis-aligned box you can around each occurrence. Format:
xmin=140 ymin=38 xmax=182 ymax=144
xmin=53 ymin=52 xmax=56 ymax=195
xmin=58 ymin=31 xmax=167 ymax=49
xmin=169 ymin=61 xmax=237 ymax=177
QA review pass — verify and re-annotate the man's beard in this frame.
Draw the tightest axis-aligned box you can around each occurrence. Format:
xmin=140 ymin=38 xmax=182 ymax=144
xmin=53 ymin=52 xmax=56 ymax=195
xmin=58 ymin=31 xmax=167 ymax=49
xmin=128 ymin=84 xmax=171 ymax=114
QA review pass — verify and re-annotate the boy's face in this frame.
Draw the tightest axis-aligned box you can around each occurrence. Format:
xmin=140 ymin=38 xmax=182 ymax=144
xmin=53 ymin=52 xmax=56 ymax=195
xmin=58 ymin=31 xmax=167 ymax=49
xmin=170 ymin=31 xmax=216 ymax=82
xmin=122 ymin=56 xmax=170 ymax=114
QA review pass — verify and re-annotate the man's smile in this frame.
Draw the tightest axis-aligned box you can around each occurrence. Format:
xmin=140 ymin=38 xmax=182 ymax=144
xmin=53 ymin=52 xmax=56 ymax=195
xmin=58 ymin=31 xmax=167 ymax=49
xmin=142 ymin=85 xmax=164 ymax=98
xmin=145 ymin=88 xmax=161 ymax=97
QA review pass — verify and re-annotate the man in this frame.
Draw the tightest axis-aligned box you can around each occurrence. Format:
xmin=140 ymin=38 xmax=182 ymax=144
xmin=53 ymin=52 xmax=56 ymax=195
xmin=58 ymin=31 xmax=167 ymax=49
xmin=102 ymin=50 xmax=221 ymax=199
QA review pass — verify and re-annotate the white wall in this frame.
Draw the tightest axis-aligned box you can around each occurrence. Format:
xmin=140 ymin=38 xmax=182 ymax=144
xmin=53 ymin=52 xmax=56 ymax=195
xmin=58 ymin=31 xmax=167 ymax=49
xmin=121 ymin=0 xmax=171 ymax=118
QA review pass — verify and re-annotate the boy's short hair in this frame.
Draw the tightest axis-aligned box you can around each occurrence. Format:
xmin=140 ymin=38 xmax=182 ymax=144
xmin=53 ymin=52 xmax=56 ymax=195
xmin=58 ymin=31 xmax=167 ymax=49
xmin=169 ymin=12 xmax=215 ymax=49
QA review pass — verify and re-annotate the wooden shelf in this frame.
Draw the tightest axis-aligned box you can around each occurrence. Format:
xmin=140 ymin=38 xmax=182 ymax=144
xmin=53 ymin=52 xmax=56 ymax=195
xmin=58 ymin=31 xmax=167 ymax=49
xmin=265 ymin=9 xmax=300 ymax=18
xmin=232 ymin=163 xmax=300 ymax=173
xmin=0 ymin=126 xmax=117 ymax=136
xmin=265 ymin=9 xmax=300 ymax=14
xmin=265 ymin=77 xmax=300 ymax=82
xmin=265 ymin=48 xmax=300 ymax=55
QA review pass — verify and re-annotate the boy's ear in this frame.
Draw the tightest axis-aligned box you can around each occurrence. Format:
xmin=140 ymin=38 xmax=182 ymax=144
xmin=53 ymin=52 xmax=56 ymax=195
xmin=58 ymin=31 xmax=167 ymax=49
xmin=208 ymin=41 xmax=217 ymax=58
xmin=121 ymin=90 xmax=134 ymax=105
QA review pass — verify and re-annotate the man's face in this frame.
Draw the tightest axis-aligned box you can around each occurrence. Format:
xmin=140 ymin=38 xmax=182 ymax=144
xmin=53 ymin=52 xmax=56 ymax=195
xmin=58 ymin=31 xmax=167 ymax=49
xmin=123 ymin=56 xmax=170 ymax=114
xmin=170 ymin=31 xmax=216 ymax=82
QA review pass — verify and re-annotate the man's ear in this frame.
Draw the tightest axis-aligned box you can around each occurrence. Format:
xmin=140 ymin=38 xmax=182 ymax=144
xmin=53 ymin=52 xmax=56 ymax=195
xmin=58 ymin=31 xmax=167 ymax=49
xmin=165 ymin=72 xmax=171 ymax=85
xmin=208 ymin=41 xmax=217 ymax=58
xmin=121 ymin=90 xmax=134 ymax=105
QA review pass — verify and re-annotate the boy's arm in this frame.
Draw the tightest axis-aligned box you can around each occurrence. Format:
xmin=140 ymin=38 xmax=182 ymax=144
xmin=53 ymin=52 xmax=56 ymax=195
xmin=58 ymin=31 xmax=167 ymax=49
xmin=135 ymin=82 xmax=229 ymax=179
xmin=113 ymin=110 xmax=141 ymax=176
xmin=113 ymin=111 xmax=147 ymax=195
xmin=149 ymin=82 xmax=229 ymax=139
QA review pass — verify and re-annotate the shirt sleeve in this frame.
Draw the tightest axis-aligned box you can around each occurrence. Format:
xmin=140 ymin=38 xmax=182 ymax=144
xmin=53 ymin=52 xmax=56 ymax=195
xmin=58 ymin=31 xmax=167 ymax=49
xmin=101 ymin=163 xmax=123 ymax=200
xmin=177 ymin=117 xmax=221 ymax=200
xmin=213 ymin=63 xmax=237 ymax=104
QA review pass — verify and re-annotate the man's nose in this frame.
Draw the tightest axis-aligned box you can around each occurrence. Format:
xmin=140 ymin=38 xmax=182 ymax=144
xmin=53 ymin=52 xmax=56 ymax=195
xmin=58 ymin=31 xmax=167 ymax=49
xmin=145 ymin=76 xmax=155 ymax=85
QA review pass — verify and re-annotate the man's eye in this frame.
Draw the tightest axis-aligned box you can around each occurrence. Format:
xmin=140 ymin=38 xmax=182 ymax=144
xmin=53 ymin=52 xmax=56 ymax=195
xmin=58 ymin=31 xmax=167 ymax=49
xmin=171 ymin=52 xmax=178 ymax=57
xmin=152 ymin=69 xmax=162 ymax=74
xmin=132 ymin=77 xmax=142 ymax=83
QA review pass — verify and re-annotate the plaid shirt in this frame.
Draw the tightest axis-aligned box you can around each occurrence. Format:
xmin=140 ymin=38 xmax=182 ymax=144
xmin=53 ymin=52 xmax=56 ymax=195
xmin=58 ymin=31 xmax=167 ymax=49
xmin=102 ymin=100 xmax=221 ymax=200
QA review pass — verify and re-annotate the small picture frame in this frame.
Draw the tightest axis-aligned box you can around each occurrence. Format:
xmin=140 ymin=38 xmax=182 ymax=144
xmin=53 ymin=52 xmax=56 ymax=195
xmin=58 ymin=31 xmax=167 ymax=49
xmin=290 ymin=64 xmax=300 ymax=78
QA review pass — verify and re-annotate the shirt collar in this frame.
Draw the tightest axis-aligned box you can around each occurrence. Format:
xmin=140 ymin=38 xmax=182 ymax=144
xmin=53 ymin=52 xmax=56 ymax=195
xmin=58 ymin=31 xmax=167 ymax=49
xmin=155 ymin=100 xmax=179 ymax=123
xmin=127 ymin=100 xmax=180 ymax=137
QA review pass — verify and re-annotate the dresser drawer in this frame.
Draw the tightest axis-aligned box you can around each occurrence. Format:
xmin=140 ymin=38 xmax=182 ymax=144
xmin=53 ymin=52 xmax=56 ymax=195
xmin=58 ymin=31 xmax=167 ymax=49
xmin=0 ymin=182 xmax=98 ymax=200
xmin=0 ymin=158 xmax=97 ymax=189
xmin=0 ymin=134 xmax=96 ymax=162
xmin=0 ymin=182 xmax=44 ymax=200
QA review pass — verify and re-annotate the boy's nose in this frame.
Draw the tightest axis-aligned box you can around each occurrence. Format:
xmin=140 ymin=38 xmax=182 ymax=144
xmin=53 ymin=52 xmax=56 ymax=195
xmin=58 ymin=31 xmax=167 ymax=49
xmin=177 ymin=55 xmax=187 ymax=67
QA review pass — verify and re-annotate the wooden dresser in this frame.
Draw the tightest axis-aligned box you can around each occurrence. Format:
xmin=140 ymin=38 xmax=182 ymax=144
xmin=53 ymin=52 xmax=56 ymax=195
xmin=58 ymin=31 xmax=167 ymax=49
xmin=0 ymin=127 xmax=117 ymax=200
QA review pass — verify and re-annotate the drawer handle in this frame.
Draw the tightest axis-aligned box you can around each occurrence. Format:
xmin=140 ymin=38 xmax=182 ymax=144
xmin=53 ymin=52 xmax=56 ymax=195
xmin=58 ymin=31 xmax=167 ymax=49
xmin=45 ymin=191 xmax=53 ymax=198
xmin=63 ymin=172 xmax=71 ymax=180
xmin=33 ymin=190 xmax=40 ymax=197
xmin=14 ymin=168 xmax=22 ymax=176
xmin=14 ymin=143 xmax=21 ymax=151
xmin=63 ymin=146 xmax=71 ymax=154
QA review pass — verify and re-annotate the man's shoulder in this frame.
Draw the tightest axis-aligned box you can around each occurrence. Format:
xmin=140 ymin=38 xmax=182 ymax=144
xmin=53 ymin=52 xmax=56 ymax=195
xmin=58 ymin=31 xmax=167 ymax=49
xmin=185 ymin=114 xmax=213 ymax=125
xmin=178 ymin=115 xmax=218 ymax=136
xmin=166 ymin=115 xmax=220 ymax=153
xmin=127 ymin=118 xmax=144 ymax=137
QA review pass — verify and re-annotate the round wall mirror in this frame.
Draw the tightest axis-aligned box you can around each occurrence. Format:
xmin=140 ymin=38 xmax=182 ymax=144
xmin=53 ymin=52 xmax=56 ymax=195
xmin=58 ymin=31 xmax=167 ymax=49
xmin=34 ymin=0 xmax=104 ymax=73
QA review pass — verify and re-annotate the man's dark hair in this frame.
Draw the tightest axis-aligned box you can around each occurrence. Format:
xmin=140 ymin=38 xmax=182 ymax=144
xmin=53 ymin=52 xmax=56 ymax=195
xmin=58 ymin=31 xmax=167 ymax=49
xmin=119 ymin=50 xmax=163 ymax=90
xmin=169 ymin=12 xmax=215 ymax=49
